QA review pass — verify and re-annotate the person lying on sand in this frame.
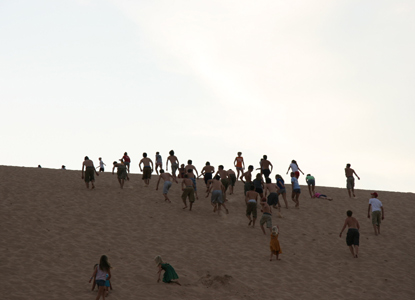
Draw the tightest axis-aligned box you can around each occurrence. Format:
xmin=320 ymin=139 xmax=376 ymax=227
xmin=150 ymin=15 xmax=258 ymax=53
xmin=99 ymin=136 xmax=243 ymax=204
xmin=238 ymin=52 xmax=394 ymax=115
xmin=314 ymin=192 xmax=333 ymax=201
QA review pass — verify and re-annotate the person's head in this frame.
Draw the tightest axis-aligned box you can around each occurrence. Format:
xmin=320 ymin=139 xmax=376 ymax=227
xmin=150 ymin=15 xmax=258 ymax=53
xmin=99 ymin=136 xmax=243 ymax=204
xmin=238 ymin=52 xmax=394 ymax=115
xmin=84 ymin=156 xmax=89 ymax=160
xmin=266 ymin=178 xmax=271 ymax=184
xmin=250 ymin=185 xmax=255 ymax=191
xmin=219 ymin=165 xmax=224 ymax=170
xmin=180 ymin=164 xmax=185 ymax=167
xmin=238 ymin=152 xmax=242 ymax=156
xmin=113 ymin=161 xmax=117 ymax=165
xmin=307 ymin=174 xmax=311 ymax=177
xmin=188 ymin=169 xmax=193 ymax=173
xmin=292 ymin=160 xmax=297 ymax=164
xmin=62 ymin=165 xmax=65 ymax=169
xmin=271 ymin=226 xmax=278 ymax=236
xmin=256 ymin=173 xmax=262 ymax=179
xmin=371 ymin=192 xmax=378 ymax=198
xmin=184 ymin=174 xmax=188 ymax=178
xmin=206 ymin=162 xmax=210 ymax=166
xmin=124 ymin=152 xmax=128 ymax=156
xmin=275 ymin=174 xmax=281 ymax=179
xmin=346 ymin=163 xmax=351 ymax=168
xmin=290 ymin=172 xmax=295 ymax=177
xmin=99 ymin=157 xmax=102 ymax=160
xmin=248 ymin=165 xmax=254 ymax=171
xmin=214 ymin=175 xmax=220 ymax=180
xmin=143 ymin=152 xmax=147 ymax=158
xmin=188 ymin=160 xmax=192 ymax=164
xmin=263 ymin=155 xmax=267 ymax=159
xmin=347 ymin=210 xmax=353 ymax=217
xmin=156 ymin=151 xmax=159 ymax=155
xmin=154 ymin=255 xmax=164 ymax=266
xmin=169 ymin=150 xmax=174 ymax=156
xmin=160 ymin=169 xmax=164 ymax=174
xmin=99 ymin=255 xmax=111 ymax=272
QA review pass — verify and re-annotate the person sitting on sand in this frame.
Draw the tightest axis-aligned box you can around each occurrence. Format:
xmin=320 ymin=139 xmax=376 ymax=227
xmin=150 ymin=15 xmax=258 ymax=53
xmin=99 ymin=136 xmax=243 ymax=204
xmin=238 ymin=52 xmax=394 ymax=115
xmin=166 ymin=150 xmax=179 ymax=178
xmin=155 ymin=256 xmax=181 ymax=285
xmin=306 ymin=174 xmax=315 ymax=197
xmin=82 ymin=156 xmax=99 ymax=189
xmin=112 ymin=161 xmax=129 ymax=189
xmin=313 ymin=192 xmax=333 ymax=200
xmin=260 ymin=198 xmax=273 ymax=235
xmin=139 ymin=152 xmax=154 ymax=187
xmin=181 ymin=174 xmax=195 ymax=211
xmin=156 ymin=169 xmax=178 ymax=202
xmin=206 ymin=175 xmax=229 ymax=215
xmin=339 ymin=210 xmax=360 ymax=258
xmin=89 ymin=255 xmax=112 ymax=300
xmin=270 ymin=226 xmax=282 ymax=261
xmin=245 ymin=185 xmax=259 ymax=228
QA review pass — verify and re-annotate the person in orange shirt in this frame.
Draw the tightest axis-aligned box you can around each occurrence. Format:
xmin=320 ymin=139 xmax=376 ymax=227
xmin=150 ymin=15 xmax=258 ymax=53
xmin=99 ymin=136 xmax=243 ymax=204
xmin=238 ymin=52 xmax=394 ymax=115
xmin=234 ymin=152 xmax=245 ymax=180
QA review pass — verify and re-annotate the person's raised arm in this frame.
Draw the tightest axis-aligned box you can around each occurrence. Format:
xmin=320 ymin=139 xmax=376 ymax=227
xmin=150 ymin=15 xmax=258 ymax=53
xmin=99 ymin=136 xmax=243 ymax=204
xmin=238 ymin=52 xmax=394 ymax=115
xmin=381 ymin=206 xmax=384 ymax=220
xmin=166 ymin=159 xmax=169 ymax=171
xmin=339 ymin=220 xmax=347 ymax=237
xmin=150 ymin=159 xmax=154 ymax=170
xmin=356 ymin=219 xmax=360 ymax=230
xmin=170 ymin=174 xmax=178 ymax=184
xmin=194 ymin=167 xmax=199 ymax=177
xmin=367 ymin=204 xmax=371 ymax=218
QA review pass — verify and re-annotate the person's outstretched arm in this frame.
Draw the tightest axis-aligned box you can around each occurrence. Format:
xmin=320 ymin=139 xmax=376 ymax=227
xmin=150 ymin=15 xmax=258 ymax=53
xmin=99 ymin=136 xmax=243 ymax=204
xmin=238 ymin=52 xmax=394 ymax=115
xmin=286 ymin=165 xmax=291 ymax=174
xmin=166 ymin=159 xmax=169 ymax=171
xmin=354 ymin=170 xmax=360 ymax=180
xmin=298 ymin=167 xmax=304 ymax=175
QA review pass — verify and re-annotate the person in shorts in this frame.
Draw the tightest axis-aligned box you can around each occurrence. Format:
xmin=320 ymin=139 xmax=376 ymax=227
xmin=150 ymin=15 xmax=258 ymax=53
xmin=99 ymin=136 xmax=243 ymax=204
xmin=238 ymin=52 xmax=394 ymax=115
xmin=345 ymin=163 xmax=360 ymax=198
xmin=240 ymin=165 xmax=254 ymax=196
xmin=156 ymin=169 xmax=178 ymax=202
xmin=245 ymin=185 xmax=259 ymax=228
xmin=82 ymin=156 xmax=99 ymax=189
xmin=155 ymin=152 xmax=162 ymax=175
xmin=166 ymin=150 xmax=179 ymax=178
xmin=139 ymin=152 xmax=154 ymax=187
xmin=276 ymin=174 xmax=288 ymax=208
xmin=227 ymin=169 xmax=236 ymax=195
xmin=339 ymin=210 xmax=360 ymax=258
xmin=367 ymin=192 xmax=384 ymax=236
xmin=234 ymin=152 xmax=245 ymax=180
xmin=306 ymin=174 xmax=315 ymax=198
xmin=97 ymin=157 xmax=106 ymax=172
xmin=290 ymin=172 xmax=300 ymax=208
xmin=260 ymin=198 xmax=273 ymax=235
xmin=206 ymin=175 xmax=229 ymax=214
xmin=181 ymin=174 xmax=195 ymax=211
xmin=122 ymin=152 xmax=131 ymax=173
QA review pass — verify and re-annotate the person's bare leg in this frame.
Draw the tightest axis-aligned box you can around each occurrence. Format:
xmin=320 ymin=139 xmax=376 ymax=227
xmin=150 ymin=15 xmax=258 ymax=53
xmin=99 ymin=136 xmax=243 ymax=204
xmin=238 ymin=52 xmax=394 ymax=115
xmin=354 ymin=245 xmax=359 ymax=258
xmin=247 ymin=215 xmax=252 ymax=225
xmin=163 ymin=194 xmax=171 ymax=203
xmin=295 ymin=193 xmax=300 ymax=208
xmin=348 ymin=189 xmax=352 ymax=198
xmin=270 ymin=252 xmax=273 ymax=261
xmin=282 ymin=193 xmax=288 ymax=208
xmin=91 ymin=181 xmax=95 ymax=189
xmin=195 ymin=191 xmax=199 ymax=200
xmin=95 ymin=286 xmax=104 ymax=300
xmin=377 ymin=225 xmax=381 ymax=235
xmin=189 ymin=202 xmax=193 ymax=211
xmin=276 ymin=251 xmax=280 ymax=260
xmin=117 ymin=178 xmax=122 ymax=188
xmin=308 ymin=186 xmax=312 ymax=197
xmin=252 ymin=218 xmax=256 ymax=227
xmin=86 ymin=182 xmax=89 ymax=189
xmin=121 ymin=179 xmax=124 ymax=188
xmin=348 ymin=246 xmax=355 ymax=257
xmin=182 ymin=198 xmax=187 ymax=209
xmin=352 ymin=187 xmax=356 ymax=197
xmin=372 ymin=224 xmax=378 ymax=235
xmin=312 ymin=185 xmax=315 ymax=195
xmin=105 ymin=286 xmax=109 ymax=297
xmin=261 ymin=223 xmax=266 ymax=235
xmin=221 ymin=203 xmax=229 ymax=214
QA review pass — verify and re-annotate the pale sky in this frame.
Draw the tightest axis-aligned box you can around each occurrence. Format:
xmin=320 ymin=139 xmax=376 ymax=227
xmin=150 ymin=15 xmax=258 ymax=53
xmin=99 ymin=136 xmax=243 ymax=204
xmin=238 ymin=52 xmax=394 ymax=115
xmin=1 ymin=0 xmax=414 ymax=192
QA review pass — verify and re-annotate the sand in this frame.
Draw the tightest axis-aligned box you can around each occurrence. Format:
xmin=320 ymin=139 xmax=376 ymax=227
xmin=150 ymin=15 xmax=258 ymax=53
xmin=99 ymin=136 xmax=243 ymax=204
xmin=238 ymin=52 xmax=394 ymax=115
xmin=1 ymin=165 xmax=414 ymax=300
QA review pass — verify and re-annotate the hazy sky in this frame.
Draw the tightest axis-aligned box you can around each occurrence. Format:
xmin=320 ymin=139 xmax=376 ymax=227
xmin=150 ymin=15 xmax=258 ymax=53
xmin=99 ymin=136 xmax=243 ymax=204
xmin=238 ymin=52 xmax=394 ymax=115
xmin=1 ymin=0 xmax=414 ymax=192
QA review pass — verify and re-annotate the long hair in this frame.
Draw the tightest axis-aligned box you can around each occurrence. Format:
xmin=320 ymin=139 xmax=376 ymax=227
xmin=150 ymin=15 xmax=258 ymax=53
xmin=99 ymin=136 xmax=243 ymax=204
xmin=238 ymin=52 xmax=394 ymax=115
xmin=154 ymin=255 xmax=164 ymax=266
xmin=99 ymin=255 xmax=111 ymax=272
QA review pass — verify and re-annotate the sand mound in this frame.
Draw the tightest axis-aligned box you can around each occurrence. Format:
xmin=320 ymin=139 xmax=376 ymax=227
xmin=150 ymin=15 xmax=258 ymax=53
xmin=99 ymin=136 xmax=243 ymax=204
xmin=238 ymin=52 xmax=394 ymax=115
xmin=1 ymin=165 xmax=414 ymax=300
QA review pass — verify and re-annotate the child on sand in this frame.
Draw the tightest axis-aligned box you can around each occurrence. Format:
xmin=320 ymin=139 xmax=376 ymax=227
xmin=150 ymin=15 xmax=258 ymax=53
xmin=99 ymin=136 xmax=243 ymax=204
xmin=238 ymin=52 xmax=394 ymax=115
xmin=306 ymin=174 xmax=315 ymax=197
xmin=178 ymin=164 xmax=186 ymax=179
xmin=270 ymin=226 xmax=282 ymax=261
xmin=155 ymin=256 xmax=181 ymax=285
xmin=89 ymin=255 xmax=112 ymax=300
xmin=97 ymin=157 xmax=106 ymax=172
xmin=90 ymin=265 xmax=112 ymax=296
xmin=290 ymin=172 xmax=300 ymax=208
xmin=314 ymin=192 xmax=333 ymax=201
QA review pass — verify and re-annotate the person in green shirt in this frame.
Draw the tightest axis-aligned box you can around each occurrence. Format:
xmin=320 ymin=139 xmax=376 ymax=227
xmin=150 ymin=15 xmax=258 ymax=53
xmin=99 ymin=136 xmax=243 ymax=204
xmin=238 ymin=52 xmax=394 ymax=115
xmin=306 ymin=174 xmax=315 ymax=198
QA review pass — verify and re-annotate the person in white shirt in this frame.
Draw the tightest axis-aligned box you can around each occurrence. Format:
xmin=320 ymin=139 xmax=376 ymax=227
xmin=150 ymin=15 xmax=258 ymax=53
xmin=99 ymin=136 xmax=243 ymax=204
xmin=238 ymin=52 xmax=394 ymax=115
xmin=367 ymin=192 xmax=384 ymax=236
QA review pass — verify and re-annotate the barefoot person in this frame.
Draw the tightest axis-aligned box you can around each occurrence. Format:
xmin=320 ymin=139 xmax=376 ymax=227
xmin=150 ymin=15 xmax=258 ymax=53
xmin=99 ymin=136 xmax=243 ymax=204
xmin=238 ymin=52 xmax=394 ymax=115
xmin=290 ymin=172 xmax=300 ymax=208
xmin=185 ymin=160 xmax=199 ymax=177
xmin=112 ymin=161 xmax=129 ymax=188
xmin=156 ymin=169 xmax=178 ymax=202
xmin=227 ymin=169 xmax=236 ymax=195
xmin=314 ymin=192 xmax=333 ymax=201
xmin=166 ymin=150 xmax=179 ymax=178
xmin=260 ymin=155 xmax=273 ymax=179
xmin=155 ymin=152 xmax=162 ymax=175
xmin=345 ymin=164 xmax=360 ymax=198
xmin=260 ymin=198 xmax=273 ymax=235
xmin=367 ymin=192 xmax=384 ymax=236
xmin=286 ymin=160 xmax=304 ymax=179
xmin=276 ymin=174 xmax=288 ymax=209
xmin=245 ymin=185 xmax=259 ymax=228
xmin=240 ymin=165 xmax=254 ymax=195
xmin=234 ymin=152 xmax=245 ymax=180
xmin=155 ymin=256 xmax=181 ymax=286
xmin=306 ymin=174 xmax=315 ymax=198
xmin=82 ymin=156 xmax=99 ymax=189
xmin=200 ymin=162 xmax=215 ymax=190
xmin=269 ymin=226 xmax=282 ymax=261
xmin=97 ymin=157 xmax=106 ymax=173
xmin=139 ymin=153 xmax=154 ymax=187
xmin=215 ymin=165 xmax=229 ymax=195
xmin=206 ymin=175 xmax=229 ymax=214
xmin=181 ymin=174 xmax=195 ymax=211
xmin=122 ymin=152 xmax=131 ymax=173
xmin=186 ymin=169 xmax=199 ymax=200
xmin=253 ymin=173 xmax=264 ymax=198
xmin=339 ymin=210 xmax=360 ymax=258
xmin=265 ymin=178 xmax=282 ymax=217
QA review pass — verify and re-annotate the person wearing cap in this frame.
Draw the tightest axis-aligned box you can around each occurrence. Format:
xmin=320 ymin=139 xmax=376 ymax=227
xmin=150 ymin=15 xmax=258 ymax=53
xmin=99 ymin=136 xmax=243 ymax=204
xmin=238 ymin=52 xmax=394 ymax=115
xmin=345 ymin=164 xmax=360 ymax=198
xmin=367 ymin=192 xmax=384 ymax=235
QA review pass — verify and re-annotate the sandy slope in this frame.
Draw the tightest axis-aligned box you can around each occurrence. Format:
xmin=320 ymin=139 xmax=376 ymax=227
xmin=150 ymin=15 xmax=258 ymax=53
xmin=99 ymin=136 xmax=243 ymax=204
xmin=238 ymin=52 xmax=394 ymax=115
xmin=1 ymin=165 xmax=414 ymax=300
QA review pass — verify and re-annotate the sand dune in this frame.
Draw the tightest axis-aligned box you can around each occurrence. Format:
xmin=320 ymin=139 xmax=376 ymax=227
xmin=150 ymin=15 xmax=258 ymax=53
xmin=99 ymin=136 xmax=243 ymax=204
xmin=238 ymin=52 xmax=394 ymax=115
xmin=1 ymin=165 xmax=414 ymax=300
